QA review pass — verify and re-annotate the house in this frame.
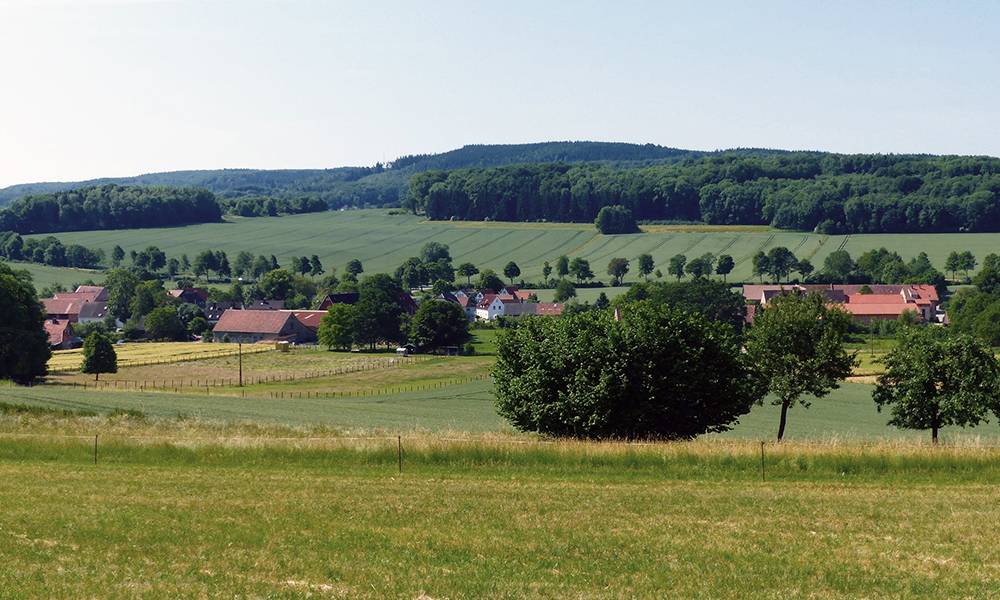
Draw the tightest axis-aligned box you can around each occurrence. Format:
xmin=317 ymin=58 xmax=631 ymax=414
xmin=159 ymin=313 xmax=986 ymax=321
xmin=499 ymin=286 xmax=533 ymax=301
xmin=282 ymin=309 xmax=327 ymax=332
xmin=42 ymin=298 xmax=88 ymax=322
xmin=168 ymin=287 xmax=209 ymax=307
xmin=246 ymin=299 xmax=285 ymax=310
xmin=205 ymin=301 xmax=243 ymax=324
xmin=59 ymin=285 xmax=107 ymax=302
xmin=473 ymin=295 xmax=563 ymax=321
xmin=44 ymin=319 xmax=79 ymax=349
xmin=743 ymin=284 xmax=941 ymax=324
xmin=440 ymin=292 xmax=477 ymax=321
xmin=77 ymin=302 xmax=111 ymax=324
xmin=42 ymin=285 xmax=109 ymax=322
xmin=212 ymin=310 xmax=316 ymax=344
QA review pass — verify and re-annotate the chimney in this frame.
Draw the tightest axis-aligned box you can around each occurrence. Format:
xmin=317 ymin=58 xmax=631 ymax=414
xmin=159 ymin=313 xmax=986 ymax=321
xmin=613 ymin=307 xmax=622 ymax=322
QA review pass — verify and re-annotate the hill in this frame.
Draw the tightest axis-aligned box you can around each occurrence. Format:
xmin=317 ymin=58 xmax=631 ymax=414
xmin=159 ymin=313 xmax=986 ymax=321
xmin=24 ymin=209 xmax=1000 ymax=287
xmin=0 ymin=141 xmax=709 ymax=208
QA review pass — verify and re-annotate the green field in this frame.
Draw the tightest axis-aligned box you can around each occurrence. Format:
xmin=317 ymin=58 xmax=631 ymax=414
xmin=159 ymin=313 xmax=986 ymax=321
xmin=5 ymin=380 xmax=998 ymax=442
xmin=7 ymin=261 xmax=104 ymax=290
xmin=2 ymin=430 xmax=1000 ymax=597
xmin=26 ymin=210 xmax=1000 ymax=285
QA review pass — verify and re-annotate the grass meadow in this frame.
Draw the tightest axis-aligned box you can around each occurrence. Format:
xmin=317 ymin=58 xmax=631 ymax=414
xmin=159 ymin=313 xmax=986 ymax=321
xmin=25 ymin=209 xmax=1000 ymax=285
xmin=1 ymin=423 xmax=1000 ymax=597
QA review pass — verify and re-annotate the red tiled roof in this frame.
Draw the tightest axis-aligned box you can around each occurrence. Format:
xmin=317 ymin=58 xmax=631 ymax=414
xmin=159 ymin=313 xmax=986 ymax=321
xmin=841 ymin=304 xmax=922 ymax=317
xmin=847 ymin=293 xmax=905 ymax=304
xmin=43 ymin=298 xmax=85 ymax=316
xmin=534 ymin=303 xmax=564 ymax=316
xmin=44 ymin=319 xmax=72 ymax=346
xmin=285 ymin=310 xmax=326 ymax=330
xmin=213 ymin=310 xmax=294 ymax=334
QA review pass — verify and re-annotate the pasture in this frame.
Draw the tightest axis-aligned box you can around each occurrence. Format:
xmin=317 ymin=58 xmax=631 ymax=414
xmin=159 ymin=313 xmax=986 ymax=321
xmin=6 ymin=379 xmax=1000 ymax=442
xmin=27 ymin=209 xmax=1000 ymax=284
xmin=1 ymin=427 xmax=1000 ymax=597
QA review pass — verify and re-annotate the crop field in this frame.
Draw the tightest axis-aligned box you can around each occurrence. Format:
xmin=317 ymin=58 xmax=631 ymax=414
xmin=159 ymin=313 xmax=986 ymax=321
xmin=48 ymin=342 xmax=272 ymax=373
xmin=1 ymin=424 xmax=1000 ymax=597
xmin=27 ymin=210 xmax=1000 ymax=284
xmin=6 ymin=261 xmax=103 ymax=290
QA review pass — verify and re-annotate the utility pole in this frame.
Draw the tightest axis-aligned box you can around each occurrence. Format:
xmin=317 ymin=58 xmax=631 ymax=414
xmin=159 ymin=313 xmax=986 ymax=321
xmin=238 ymin=342 xmax=243 ymax=387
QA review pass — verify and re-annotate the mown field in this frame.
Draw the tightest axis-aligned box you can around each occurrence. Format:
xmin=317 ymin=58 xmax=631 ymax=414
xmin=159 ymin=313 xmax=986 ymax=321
xmin=26 ymin=209 xmax=1000 ymax=285
xmin=48 ymin=341 xmax=273 ymax=372
xmin=1 ymin=427 xmax=999 ymax=598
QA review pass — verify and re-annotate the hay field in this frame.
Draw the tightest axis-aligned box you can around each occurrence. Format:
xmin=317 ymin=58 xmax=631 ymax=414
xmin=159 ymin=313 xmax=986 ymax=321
xmin=1 ymin=423 xmax=999 ymax=598
xmin=48 ymin=342 xmax=272 ymax=373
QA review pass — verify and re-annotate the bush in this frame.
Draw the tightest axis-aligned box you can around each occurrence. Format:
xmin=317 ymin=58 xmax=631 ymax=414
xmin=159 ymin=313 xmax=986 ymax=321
xmin=493 ymin=300 xmax=762 ymax=439
xmin=594 ymin=205 xmax=639 ymax=234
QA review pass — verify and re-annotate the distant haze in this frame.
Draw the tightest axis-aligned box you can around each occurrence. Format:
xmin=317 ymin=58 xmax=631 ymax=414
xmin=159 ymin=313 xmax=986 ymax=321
xmin=1 ymin=0 xmax=998 ymax=187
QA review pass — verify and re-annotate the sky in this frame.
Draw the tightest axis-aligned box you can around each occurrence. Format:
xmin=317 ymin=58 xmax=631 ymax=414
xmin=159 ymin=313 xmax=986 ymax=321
xmin=1 ymin=0 xmax=998 ymax=187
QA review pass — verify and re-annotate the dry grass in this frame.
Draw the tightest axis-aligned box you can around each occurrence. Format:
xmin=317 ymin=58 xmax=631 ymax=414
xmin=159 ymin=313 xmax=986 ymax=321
xmin=1 ymin=416 xmax=1000 ymax=597
xmin=48 ymin=342 xmax=271 ymax=373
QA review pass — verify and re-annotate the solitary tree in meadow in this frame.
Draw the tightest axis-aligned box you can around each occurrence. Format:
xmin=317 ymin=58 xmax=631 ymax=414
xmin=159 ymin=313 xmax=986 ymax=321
xmin=873 ymin=329 xmax=1000 ymax=443
xmin=715 ymin=254 xmax=734 ymax=282
xmin=568 ymin=258 xmax=594 ymax=284
xmin=637 ymin=254 xmax=654 ymax=280
xmin=556 ymin=255 xmax=570 ymax=279
xmin=503 ymin=261 xmax=521 ymax=286
xmin=542 ymin=261 xmax=553 ymax=285
xmin=667 ymin=254 xmax=687 ymax=280
xmin=607 ymin=257 xmax=630 ymax=286
xmin=744 ymin=293 xmax=857 ymax=441
xmin=457 ymin=262 xmax=479 ymax=286
xmin=81 ymin=332 xmax=117 ymax=381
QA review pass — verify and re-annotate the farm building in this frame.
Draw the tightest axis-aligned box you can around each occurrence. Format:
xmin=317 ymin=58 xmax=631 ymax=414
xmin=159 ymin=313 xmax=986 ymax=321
xmin=212 ymin=310 xmax=316 ymax=344
xmin=282 ymin=310 xmax=327 ymax=333
xmin=469 ymin=293 xmax=564 ymax=321
xmin=44 ymin=319 xmax=79 ymax=349
xmin=168 ymin=287 xmax=209 ymax=307
xmin=743 ymin=284 xmax=941 ymax=324
xmin=42 ymin=285 xmax=110 ymax=323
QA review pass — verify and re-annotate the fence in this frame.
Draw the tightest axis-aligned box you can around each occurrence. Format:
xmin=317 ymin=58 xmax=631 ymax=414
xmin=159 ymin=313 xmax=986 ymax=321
xmin=49 ymin=345 xmax=274 ymax=372
xmin=53 ymin=356 xmax=422 ymax=391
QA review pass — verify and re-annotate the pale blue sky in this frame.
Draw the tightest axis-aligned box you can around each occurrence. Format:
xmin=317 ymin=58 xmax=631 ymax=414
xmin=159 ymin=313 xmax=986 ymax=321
xmin=1 ymin=0 xmax=998 ymax=187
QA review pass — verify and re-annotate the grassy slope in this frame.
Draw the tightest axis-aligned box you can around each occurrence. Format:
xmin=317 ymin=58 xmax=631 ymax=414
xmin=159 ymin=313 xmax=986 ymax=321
xmin=2 ymin=437 xmax=1000 ymax=598
xmin=26 ymin=210 xmax=1000 ymax=284
xmin=4 ymin=380 xmax=999 ymax=442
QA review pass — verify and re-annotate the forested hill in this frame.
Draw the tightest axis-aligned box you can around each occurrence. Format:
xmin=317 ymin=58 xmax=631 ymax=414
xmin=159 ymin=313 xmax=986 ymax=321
xmin=407 ymin=153 xmax=1000 ymax=234
xmin=0 ymin=185 xmax=222 ymax=234
xmin=0 ymin=141 xmax=707 ymax=208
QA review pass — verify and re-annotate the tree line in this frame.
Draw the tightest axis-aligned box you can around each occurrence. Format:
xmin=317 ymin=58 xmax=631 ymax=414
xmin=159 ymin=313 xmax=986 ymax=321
xmin=0 ymin=184 xmax=222 ymax=234
xmin=406 ymin=153 xmax=1000 ymax=233
xmin=495 ymin=284 xmax=1000 ymax=444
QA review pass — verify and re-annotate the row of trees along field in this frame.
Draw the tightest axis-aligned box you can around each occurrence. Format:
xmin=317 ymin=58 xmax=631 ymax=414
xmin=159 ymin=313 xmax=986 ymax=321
xmin=495 ymin=287 xmax=1000 ymax=443
xmin=406 ymin=153 xmax=1000 ymax=233
xmin=0 ymin=185 xmax=222 ymax=234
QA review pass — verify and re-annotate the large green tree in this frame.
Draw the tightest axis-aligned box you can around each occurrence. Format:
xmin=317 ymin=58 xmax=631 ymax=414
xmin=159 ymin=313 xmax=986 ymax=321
xmin=353 ymin=274 xmax=405 ymax=349
xmin=0 ymin=262 xmax=51 ymax=383
xmin=318 ymin=304 xmax=356 ymax=351
xmin=409 ymin=300 xmax=470 ymax=352
xmin=874 ymin=329 xmax=1000 ymax=443
xmin=145 ymin=307 xmax=187 ymax=341
xmin=607 ymin=257 xmax=629 ymax=286
xmin=81 ymin=332 xmax=117 ymax=381
xmin=494 ymin=301 xmax=763 ymax=439
xmin=743 ymin=292 xmax=857 ymax=440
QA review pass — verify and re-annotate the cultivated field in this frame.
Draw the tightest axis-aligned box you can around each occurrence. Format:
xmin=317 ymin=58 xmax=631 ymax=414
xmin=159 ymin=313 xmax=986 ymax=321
xmin=48 ymin=341 xmax=272 ymax=372
xmin=1 ymin=423 xmax=999 ymax=598
xmin=26 ymin=210 xmax=1000 ymax=284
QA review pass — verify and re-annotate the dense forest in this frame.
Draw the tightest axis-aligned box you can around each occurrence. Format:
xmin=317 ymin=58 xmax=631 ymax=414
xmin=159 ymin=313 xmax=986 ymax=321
xmin=0 ymin=142 xmax=713 ymax=210
xmin=218 ymin=195 xmax=328 ymax=217
xmin=0 ymin=184 xmax=222 ymax=234
xmin=407 ymin=153 xmax=1000 ymax=233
